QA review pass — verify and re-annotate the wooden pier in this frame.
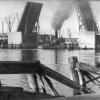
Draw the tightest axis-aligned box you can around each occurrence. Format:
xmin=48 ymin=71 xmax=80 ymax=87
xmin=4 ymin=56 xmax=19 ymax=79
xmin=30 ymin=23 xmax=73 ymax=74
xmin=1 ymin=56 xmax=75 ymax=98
xmin=67 ymin=56 xmax=100 ymax=100
xmin=0 ymin=59 xmax=92 ymax=100
xmin=0 ymin=57 xmax=100 ymax=100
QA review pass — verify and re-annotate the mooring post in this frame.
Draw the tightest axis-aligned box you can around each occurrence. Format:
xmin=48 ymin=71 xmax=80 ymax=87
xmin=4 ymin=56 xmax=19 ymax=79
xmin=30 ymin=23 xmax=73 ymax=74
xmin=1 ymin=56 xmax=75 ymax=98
xmin=69 ymin=56 xmax=81 ymax=95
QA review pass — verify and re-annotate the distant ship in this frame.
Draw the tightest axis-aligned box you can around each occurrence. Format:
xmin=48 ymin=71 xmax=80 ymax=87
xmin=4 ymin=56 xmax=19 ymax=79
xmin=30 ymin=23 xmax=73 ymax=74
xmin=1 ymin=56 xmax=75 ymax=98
xmin=42 ymin=30 xmax=79 ymax=50
xmin=42 ymin=37 xmax=79 ymax=50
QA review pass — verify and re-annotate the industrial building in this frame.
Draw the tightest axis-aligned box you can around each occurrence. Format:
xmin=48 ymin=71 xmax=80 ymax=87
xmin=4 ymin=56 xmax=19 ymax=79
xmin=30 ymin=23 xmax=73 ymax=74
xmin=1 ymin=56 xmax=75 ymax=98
xmin=0 ymin=32 xmax=22 ymax=49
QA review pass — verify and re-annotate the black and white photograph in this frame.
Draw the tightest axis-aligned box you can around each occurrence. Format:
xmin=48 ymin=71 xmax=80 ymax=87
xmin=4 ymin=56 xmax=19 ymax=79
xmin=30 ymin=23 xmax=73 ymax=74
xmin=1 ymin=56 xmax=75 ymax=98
xmin=0 ymin=0 xmax=100 ymax=100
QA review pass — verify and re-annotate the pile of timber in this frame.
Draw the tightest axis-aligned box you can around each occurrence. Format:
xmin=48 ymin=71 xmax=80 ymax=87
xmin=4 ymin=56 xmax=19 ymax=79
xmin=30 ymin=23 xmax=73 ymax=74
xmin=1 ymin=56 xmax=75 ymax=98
xmin=0 ymin=57 xmax=98 ymax=100
xmin=0 ymin=60 xmax=92 ymax=99
xmin=70 ymin=56 xmax=100 ymax=75
xmin=0 ymin=61 xmax=91 ymax=93
xmin=69 ymin=57 xmax=100 ymax=95
xmin=78 ymin=62 xmax=100 ymax=75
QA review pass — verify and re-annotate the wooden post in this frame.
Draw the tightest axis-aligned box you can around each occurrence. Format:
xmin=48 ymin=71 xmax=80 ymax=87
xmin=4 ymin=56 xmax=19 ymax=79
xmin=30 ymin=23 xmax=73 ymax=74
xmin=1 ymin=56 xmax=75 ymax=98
xmin=40 ymin=64 xmax=90 ymax=94
xmin=69 ymin=56 xmax=81 ymax=95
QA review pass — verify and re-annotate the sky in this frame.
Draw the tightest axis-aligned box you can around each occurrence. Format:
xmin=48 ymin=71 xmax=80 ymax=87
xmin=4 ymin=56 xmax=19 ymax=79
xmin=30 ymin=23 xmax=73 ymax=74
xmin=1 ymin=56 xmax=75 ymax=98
xmin=0 ymin=0 xmax=100 ymax=48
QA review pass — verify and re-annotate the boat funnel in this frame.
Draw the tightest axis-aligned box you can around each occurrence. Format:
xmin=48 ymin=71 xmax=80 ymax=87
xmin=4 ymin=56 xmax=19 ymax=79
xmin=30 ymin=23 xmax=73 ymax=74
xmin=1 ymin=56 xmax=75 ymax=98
xmin=55 ymin=30 xmax=58 ymax=39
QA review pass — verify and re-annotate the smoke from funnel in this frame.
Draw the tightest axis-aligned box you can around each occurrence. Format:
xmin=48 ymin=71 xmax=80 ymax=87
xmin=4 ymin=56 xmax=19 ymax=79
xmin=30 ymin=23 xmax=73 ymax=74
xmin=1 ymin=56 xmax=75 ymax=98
xmin=52 ymin=0 xmax=74 ymax=30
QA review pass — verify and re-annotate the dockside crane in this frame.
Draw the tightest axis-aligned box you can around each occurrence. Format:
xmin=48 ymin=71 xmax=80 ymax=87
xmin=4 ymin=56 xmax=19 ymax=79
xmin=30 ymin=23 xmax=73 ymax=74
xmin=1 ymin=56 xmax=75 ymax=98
xmin=5 ymin=16 xmax=15 ymax=32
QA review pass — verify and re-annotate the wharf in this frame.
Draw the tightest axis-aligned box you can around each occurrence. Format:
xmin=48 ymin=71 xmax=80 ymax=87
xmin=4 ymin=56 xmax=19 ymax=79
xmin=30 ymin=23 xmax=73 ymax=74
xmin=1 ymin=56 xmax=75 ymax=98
xmin=0 ymin=57 xmax=100 ymax=100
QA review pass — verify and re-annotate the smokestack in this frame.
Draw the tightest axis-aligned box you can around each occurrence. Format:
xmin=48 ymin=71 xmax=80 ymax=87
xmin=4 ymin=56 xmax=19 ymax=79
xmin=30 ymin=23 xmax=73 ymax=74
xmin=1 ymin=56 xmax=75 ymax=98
xmin=58 ymin=30 xmax=60 ymax=38
xmin=55 ymin=30 xmax=58 ymax=39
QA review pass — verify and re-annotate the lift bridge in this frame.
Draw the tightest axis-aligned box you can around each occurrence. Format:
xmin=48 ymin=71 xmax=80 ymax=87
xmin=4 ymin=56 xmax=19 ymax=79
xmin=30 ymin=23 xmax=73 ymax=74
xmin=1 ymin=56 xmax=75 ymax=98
xmin=75 ymin=0 xmax=99 ymax=51
xmin=17 ymin=1 xmax=99 ymax=49
xmin=17 ymin=2 xmax=42 ymax=49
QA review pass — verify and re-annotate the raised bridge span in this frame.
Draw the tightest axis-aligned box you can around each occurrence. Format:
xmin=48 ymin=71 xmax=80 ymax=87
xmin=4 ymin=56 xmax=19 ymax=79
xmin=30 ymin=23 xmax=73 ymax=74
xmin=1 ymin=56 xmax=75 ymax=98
xmin=17 ymin=1 xmax=99 ymax=50
xmin=76 ymin=0 xmax=98 ymax=31
xmin=76 ymin=0 xmax=99 ymax=51
xmin=17 ymin=2 xmax=42 ymax=49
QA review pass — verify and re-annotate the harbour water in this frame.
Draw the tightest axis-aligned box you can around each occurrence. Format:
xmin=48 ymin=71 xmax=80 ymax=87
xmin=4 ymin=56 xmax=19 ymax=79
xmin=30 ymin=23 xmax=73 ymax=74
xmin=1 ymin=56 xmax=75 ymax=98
xmin=0 ymin=49 xmax=96 ymax=96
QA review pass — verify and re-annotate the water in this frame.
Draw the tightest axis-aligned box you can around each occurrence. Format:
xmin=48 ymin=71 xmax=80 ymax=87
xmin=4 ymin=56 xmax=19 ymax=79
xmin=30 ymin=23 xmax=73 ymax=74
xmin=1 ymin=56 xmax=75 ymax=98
xmin=0 ymin=49 xmax=95 ymax=96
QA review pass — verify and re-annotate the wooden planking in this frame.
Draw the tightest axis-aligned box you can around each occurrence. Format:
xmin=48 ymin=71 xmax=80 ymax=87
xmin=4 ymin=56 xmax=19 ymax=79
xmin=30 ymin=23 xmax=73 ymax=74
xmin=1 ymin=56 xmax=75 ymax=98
xmin=79 ymin=62 xmax=100 ymax=75
xmin=0 ymin=60 xmax=90 ymax=93
xmin=0 ymin=61 xmax=40 ymax=74
xmin=40 ymin=63 xmax=91 ymax=93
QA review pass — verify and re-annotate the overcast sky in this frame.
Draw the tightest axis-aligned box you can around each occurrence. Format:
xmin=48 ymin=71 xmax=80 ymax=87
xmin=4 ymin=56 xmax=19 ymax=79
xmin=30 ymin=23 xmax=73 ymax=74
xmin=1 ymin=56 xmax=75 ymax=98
xmin=0 ymin=0 xmax=100 ymax=47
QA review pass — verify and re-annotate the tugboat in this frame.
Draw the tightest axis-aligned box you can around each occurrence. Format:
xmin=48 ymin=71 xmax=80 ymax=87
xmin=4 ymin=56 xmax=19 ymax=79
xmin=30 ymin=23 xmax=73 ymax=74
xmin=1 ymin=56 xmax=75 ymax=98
xmin=42 ymin=29 xmax=79 ymax=50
